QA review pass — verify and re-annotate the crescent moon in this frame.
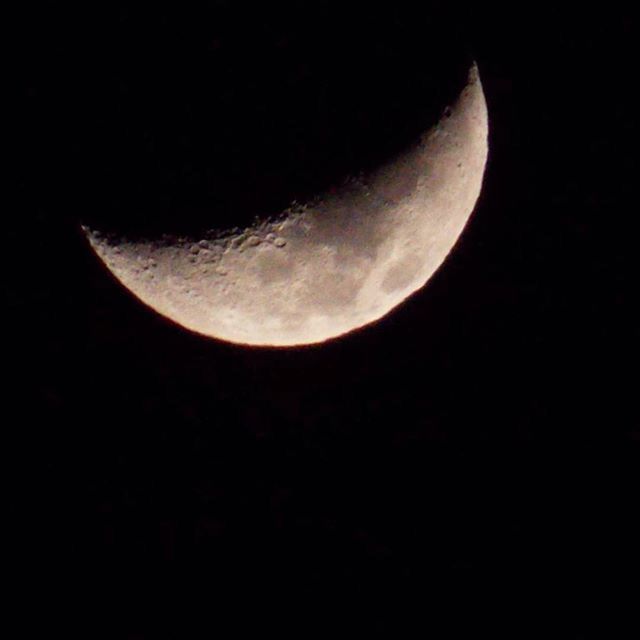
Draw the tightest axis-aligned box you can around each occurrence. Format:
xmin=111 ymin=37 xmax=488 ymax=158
xmin=84 ymin=64 xmax=488 ymax=347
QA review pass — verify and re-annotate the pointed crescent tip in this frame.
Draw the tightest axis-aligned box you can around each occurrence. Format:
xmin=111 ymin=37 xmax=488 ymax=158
xmin=465 ymin=62 xmax=488 ymax=127
xmin=468 ymin=61 xmax=481 ymax=86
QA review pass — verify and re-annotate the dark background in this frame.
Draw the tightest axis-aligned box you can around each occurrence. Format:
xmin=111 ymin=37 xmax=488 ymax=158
xmin=13 ymin=0 xmax=637 ymax=629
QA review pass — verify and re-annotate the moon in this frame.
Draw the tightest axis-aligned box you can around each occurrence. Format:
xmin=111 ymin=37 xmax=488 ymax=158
xmin=84 ymin=64 xmax=488 ymax=347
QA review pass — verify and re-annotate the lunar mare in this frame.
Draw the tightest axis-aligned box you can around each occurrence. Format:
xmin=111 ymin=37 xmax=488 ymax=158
xmin=84 ymin=65 xmax=488 ymax=346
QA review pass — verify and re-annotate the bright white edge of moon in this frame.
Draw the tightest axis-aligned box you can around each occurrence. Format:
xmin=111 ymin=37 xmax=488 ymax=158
xmin=84 ymin=64 xmax=489 ymax=347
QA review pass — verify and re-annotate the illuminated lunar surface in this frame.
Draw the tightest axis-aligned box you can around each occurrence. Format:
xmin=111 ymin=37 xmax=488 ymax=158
xmin=84 ymin=64 xmax=489 ymax=347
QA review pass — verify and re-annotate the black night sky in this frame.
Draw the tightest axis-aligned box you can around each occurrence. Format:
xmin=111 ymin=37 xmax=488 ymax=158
xmin=13 ymin=1 xmax=637 ymax=631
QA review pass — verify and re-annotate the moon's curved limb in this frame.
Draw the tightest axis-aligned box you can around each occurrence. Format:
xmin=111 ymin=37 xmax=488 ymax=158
xmin=84 ymin=64 xmax=488 ymax=346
